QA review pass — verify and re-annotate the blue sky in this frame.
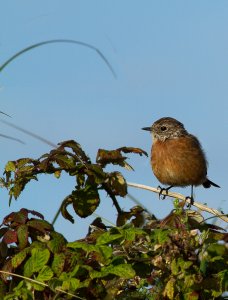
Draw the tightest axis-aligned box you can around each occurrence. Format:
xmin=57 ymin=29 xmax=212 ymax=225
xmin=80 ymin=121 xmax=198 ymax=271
xmin=0 ymin=1 xmax=227 ymax=240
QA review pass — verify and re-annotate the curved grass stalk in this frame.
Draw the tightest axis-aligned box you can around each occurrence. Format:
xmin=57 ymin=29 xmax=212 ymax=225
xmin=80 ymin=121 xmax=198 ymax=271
xmin=0 ymin=39 xmax=116 ymax=78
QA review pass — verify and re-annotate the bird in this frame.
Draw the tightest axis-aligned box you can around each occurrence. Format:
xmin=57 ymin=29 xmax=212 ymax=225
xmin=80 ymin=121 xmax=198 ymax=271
xmin=142 ymin=117 xmax=220 ymax=203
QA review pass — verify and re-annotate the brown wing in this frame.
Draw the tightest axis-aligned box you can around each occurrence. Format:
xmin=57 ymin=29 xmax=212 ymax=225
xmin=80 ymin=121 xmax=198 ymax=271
xmin=151 ymin=135 xmax=207 ymax=187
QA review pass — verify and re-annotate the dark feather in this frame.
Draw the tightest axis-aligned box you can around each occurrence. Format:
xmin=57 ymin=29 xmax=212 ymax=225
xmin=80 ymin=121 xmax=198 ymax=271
xmin=203 ymin=179 xmax=220 ymax=188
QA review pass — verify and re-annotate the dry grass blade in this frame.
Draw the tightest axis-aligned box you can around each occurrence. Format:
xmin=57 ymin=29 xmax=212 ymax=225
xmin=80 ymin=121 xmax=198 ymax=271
xmin=0 ymin=39 xmax=116 ymax=78
xmin=0 ymin=270 xmax=85 ymax=300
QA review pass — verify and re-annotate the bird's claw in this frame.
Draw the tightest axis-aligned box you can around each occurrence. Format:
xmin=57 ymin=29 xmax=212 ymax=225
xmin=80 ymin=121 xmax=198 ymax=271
xmin=157 ymin=186 xmax=170 ymax=200
xmin=185 ymin=196 xmax=194 ymax=208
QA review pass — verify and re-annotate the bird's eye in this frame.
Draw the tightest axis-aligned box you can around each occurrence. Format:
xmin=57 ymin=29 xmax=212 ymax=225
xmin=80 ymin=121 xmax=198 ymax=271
xmin=160 ymin=126 xmax=167 ymax=131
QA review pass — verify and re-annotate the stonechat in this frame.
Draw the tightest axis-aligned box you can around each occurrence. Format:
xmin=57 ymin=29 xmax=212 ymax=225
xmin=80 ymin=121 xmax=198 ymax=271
xmin=142 ymin=117 xmax=220 ymax=202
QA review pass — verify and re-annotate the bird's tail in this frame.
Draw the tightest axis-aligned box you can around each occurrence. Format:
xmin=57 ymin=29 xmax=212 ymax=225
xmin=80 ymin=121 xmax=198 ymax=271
xmin=203 ymin=179 xmax=220 ymax=188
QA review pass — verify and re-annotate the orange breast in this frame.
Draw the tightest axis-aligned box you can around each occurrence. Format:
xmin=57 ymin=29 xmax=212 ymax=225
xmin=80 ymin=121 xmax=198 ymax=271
xmin=151 ymin=136 xmax=207 ymax=186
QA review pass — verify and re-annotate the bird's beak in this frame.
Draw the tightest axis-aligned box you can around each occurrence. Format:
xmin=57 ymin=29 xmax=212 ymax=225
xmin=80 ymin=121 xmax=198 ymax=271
xmin=142 ymin=127 xmax=151 ymax=132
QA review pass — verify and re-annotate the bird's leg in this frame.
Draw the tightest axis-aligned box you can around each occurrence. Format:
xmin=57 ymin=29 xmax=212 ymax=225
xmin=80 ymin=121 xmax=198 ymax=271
xmin=185 ymin=185 xmax=194 ymax=207
xmin=157 ymin=185 xmax=173 ymax=199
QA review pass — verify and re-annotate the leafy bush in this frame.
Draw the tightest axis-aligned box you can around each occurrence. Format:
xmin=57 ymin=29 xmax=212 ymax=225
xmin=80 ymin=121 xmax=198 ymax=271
xmin=0 ymin=140 xmax=227 ymax=299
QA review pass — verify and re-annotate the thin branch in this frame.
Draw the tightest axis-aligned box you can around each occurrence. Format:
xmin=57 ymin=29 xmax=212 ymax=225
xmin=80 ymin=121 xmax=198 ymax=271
xmin=127 ymin=182 xmax=228 ymax=223
xmin=108 ymin=191 xmax=122 ymax=215
xmin=102 ymin=183 xmax=122 ymax=215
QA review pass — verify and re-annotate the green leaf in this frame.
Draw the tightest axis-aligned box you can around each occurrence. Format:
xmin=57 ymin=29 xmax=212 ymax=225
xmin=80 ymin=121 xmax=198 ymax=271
xmin=30 ymin=282 xmax=45 ymax=292
xmin=5 ymin=161 xmax=16 ymax=172
xmin=217 ymin=269 xmax=228 ymax=292
xmin=153 ymin=229 xmax=170 ymax=244
xmin=97 ymin=245 xmax=113 ymax=260
xmin=184 ymin=291 xmax=199 ymax=300
xmin=37 ymin=266 xmax=54 ymax=282
xmin=29 ymin=241 xmax=47 ymax=250
xmin=78 ymin=278 xmax=90 ymax=289
xmin=54 ymin=170 xmax=61 ymax=178
xmin=67 ymin=241 xmax=97 ymax=252
xmin=91 ymin=264 xmax=135 ymax=279
xmin=59 ymin=272 xmax=80 ymax=291
xmin=23 ymin=257 xmax=34 ymax=278
xmin=49 ymin=278 xmax=63 ymax=292
xmin=70 ymin=265 xmax=80 ymax=277
xmin=96 ymin=149 xmax=127 ymax=167
xmin=210 ymin=255 xmax=224 ymax=262
xmin=17 ymin=225 xmax=28 ymax=249
xmin=32 ymin=248 xmax=50 ymax=270
xmin=106 ymin=172 xmax=127 ymax=197
xmin=67 ymin=241 xmax=112 ymax=261
xmin=17 ymin=158 xmax=34 ymax=168
xmin=52 ymin=253 xmax=66 ymax=277
xmin=171 ymin=259 xmax=179 ymax=276
xmin=27 ymin=219 xmax=53 ymax=233
xmin=96 ymin=231 xmax=123 ymax=245
xmin=207 ymin=243 xmax=226 ymax=257
xmin=4 ymin=281 xmax=33 ymax=300
xmin=85 ymin=164 xmax=106 ymax=184
xmin=62 ymin=278 xmax=80 ymax=292
xmin=178 ymin=258 xmax=193 ymax=271
xmin=11 ymin=248 xmax=29 ymax=268
xmin=59 ymin=140 xmax=90 ymax=162
xmin=55 ymin=154 xmax=75 ymax=169
xmin=24 ymin=248 xmax=50 ymax=277
xmin=96 ymin=147 xmax=147 ymax=168
xmin=200 ymin=259 xmax=208 ymax=275
xmin=0 ymin=279 xmax=6 ymax=299
xmin=32 ymin=266 xmax=54 ymax=291
xmin=72 ymin=185 xmax=100 ymax=218
xmin=60 ymin=196 xmax=74 ymax=223
xmin=184 ymin=274 xmax=196 ymax=289
xmin=163 ymin=278 xmax=175 ymax=299
xmin=122 ymin=227 xmax=141 ymax=241
xmin=110 ymin=264 xmax=136 ymax=278
xmin=47 ymin=232 xmax=67 ymax=253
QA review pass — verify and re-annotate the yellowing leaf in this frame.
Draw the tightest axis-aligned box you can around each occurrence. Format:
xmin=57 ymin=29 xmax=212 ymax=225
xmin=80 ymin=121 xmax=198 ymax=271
xmin=163 ymin=278 xmax=175 ymax=299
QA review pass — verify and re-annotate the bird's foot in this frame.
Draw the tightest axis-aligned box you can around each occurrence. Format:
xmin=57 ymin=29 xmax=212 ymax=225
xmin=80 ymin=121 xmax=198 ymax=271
xmin=157 ymin=185 xmax=173 ymax=200
xmin=185 ymin=196 xmax=194 ymax=208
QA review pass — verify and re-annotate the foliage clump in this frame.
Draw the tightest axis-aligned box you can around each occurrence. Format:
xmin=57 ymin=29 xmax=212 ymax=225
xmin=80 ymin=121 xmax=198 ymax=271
xmin=0 ymin=140 xmax=227 ymax=299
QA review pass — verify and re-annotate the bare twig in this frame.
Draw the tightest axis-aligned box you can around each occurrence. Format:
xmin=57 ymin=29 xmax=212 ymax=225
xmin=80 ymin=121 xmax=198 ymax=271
xmin=103 ymin=183 xmax=122 ymax=215
xmin=127 ymin=182 xmax=228 ymax=223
